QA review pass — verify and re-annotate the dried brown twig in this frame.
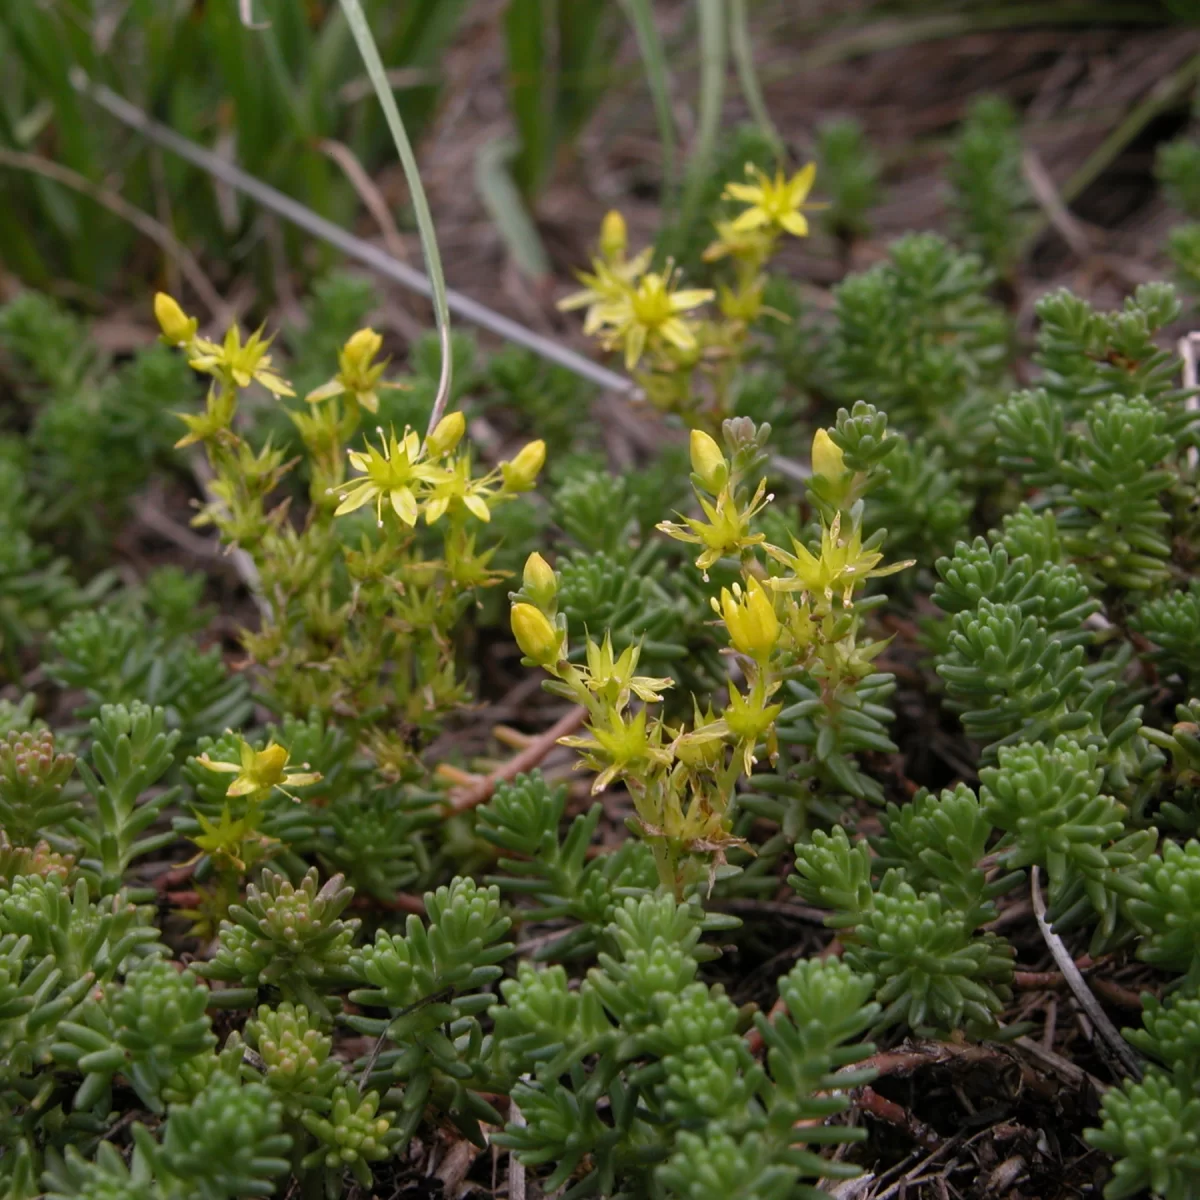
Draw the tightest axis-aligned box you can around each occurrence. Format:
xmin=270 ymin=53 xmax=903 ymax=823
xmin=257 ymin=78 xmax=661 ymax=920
xmin=1030 ymin=866 xmax=1144 ymax=1081
xmin=443 ymin=706 xmax=588 ymax=814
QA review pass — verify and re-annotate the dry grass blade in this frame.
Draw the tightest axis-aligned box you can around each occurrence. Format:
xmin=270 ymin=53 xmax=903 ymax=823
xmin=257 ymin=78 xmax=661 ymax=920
xmin=1021 ymin=147 xmax=1092 ymax=259
xmin=337 ymin=0 xmax=454 ymax=437
xmin=71 ymin=75 xmax=636 ymax=394
xmin=618 ymin=0 xmax=678 ymax=200
xmin=317 ymin=137 xmax=408 ymax=262
xmin=0 ymin=148 xmax=227 ymax=323
xmin=239 ymin=0 xmax=269 ymax=30
xmin=730 ymin=0 xmax=782 ymax=153
xmin=1029 ymin=866 xmax=1144 ymax=1081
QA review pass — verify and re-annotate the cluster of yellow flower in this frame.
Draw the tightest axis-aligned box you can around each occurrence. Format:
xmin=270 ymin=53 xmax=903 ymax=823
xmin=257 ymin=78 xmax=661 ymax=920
xmin=510 ymin=421 xmax=909 ymax=896
xmin=558 ymin=163 xmax=822 ymax=426
xmin=153 ymin=293 xmax=546 ymax=770
xmin=155 ymin=293 xmax=544 ymax=535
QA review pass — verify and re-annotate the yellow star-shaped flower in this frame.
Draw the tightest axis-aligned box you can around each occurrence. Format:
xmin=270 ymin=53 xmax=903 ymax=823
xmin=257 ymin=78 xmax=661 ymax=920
xmin=196 ymin=739 xmax=321 ymax=803
xmin=723 ymin=162 xmax=823 ymax=239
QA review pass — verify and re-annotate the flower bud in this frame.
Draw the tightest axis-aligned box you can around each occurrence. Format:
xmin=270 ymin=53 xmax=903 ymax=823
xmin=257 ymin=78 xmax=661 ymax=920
xmin=811 ymin=428 xmax=846 ymax=481
xmin=155 ymin=293 xmax=197 ymax=346
xmin=502 ymin=439 xmax=546 ymax=492
xmin=343 ymin=327 xmax=383 ymax=369
xmin=511 ymin=602 xmax=560 ymax=666
xmin=522 ymin=552 xmax=557 ymax=609
xmin=599 ymin=210 xmax=627 ymax=261
xmin=690 ymin=429 xmax=729 ymax=493
xmin=716 ymin=577 xmax=779 ymax=659
xmin=426 ymin=411 xmax=466 ymax=458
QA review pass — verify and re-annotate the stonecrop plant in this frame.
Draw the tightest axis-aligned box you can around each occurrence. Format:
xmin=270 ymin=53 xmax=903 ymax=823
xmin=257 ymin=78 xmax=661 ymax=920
xmin=560 ymin=163 xmax=822 ymax=430
xmin=6 ymin=112 xmax=1200 ymax=1200
xmin=155 ymin=290 xmax=546 ymax=768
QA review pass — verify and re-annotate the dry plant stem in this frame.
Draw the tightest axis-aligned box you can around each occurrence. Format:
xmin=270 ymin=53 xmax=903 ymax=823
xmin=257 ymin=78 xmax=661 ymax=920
xmin=1179 ymin=330 xmax=1200 ymax=471
xmin=317 ymin=138 xmax=409 ymax=263
xmin=72 ymin=74 xmax=814 ymax=485
xmin=0 ymin=148 xmax=227 ymax=323
xmin=1019 ymin=49 xmax=1200 ymax=256
xmin=870 ymin=1138 xmax=963 ymax=1200
xmin=132 ymin=492 xmax=225 ymax=562
xmin=507 ymin=1092 xmax=527 ymax=1200
xmin=1013 ymin=1035 xmax=1109 ymax=1095
xmin=855 ymin=1086 xmax=941 ymax=1150
xmin=445 ymin=706 xmax=588 ymax=814
xmin=1029 ymin=866 xmax=1143 ymax=1081
xmin=351 ymin=892 xmax=425 ymax=916
xmin=188 ymin=451 xmax=271 ymax=621
xmin=72 ymin=72 xmax=634 ymax=395
xmin=856 ymin=1041 xmax=1010 ymax=1079
xmin=239 ymin=0 xmax=268 ymax=29
xmin=1020 ymin=148 xmax=1092 ymax=259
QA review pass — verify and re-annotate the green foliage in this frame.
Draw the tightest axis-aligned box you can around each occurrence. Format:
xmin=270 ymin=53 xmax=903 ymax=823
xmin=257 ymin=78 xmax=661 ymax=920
xmin=348 ymin=876 xmax=512 ymax=1150
xmin=814 ymin=116 xmax=881 ymax=242
xmin=0 ymin=729 xmax=78 ymax=849
xmin=947 ymin=94 xmax=1029 ymax=279
xmin=1130 ymin=840 xmax=1200 ymax=985
xmin=492 ymin=893 xmax=877 ymax=1199
xmin=790 ymin=827 xmax=1013 ymax=1034
xmin=979 ymin=738 xmax=1154 ymax=942
xmin=1136 ymin=583 xmax=1200 ymax=688
xmin=48 ymin=605 xmax=253 ymax=741
xmin=1167 ymin=222 xmax=1200 ymax=301
xmin=198 ymin=869 xmax=359 ymax=1019
xmin=11 ymin=102 xmax=1200 ymax=1198
xmin=481 ymin=771 xmax=676 ymax=965
xmin=825 ymin=232 xmax=1010 ymax=461
xmin=52 ymin=958 xmax=216 ymax=1114
xmin=1086 ymin=1071 xmax=1200 ymax=1200
xmin=1158 ymin=137 xmax=1200 ymax=219
xmin=1029 ymin=283 xmax=1190 ymax=421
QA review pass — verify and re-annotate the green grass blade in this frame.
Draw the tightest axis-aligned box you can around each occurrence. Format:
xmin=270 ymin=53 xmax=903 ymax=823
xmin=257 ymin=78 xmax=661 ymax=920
xmin=681 ymin=0 xmax=727 ymax=225
xmin=476 ymin=138 xmax=551 ymax=279
xmin=730 ymin=0 xmax=782 ymax=154
xmin=618 ymin=0 xmax=677 ymax=204
xmin=505 ymin=0 xmax=551 ymax=199
xmin=337 ymin=0 xmax=453 ymax=434
xmin=556 ymin=0 xmax=620 ymax=145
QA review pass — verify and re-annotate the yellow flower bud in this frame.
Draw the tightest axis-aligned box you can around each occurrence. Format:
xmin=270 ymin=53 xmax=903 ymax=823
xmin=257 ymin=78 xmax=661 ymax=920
xmin=511 ymin=602 xmax=560 ymax=666
xmin=811 ymin=428 xmax=846 ymax=481
xmin=689 ymin=429 xmax=729 ymax=493
xmin=502 ymin=440 xmax=546 ymax=492
xmin=599 ymin=210 xmax=628 ymax=261
xmin=716 ymin=577 xmax=779 ymax=659
xmin=154 ymin=292 xmax=197 ymax=346
xmin=522 ymin=552 xmax=557 ymax=609
xmin=426 ymin=411 xmax=466 ymax=458
xmin=343 ymin=327 xmax=383 ymax=368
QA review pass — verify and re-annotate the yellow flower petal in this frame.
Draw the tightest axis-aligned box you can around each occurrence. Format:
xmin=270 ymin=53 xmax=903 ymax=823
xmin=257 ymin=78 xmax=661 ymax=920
xmin=724 ymin=182 xmax=764 ymax=204
xmin=624 ymin=324 xmax=647 ymax=370
xmin=283 ymin=772 xmax=322 ymax=789
xmin=779 ymin=211 xmax=809 ymax=238
xmin=334 ymin=483 xmax=378 ymax=517
xmin=390 ymin=486 xmax=419 ymax=526
xmin=659 ymin=318 xmax=697 ymax=352
xmin=670 ymin=288 xmax=715 ymax=312
xmin=788 ymin=161 xmax=817 ymax=203
xmin=464 ymin=493 xmax=492 ymax=522
xmin=730 ymin=208 xmax=770 ymax=232
xmin=306 ymin=379 xmax=345 ymax=405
